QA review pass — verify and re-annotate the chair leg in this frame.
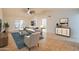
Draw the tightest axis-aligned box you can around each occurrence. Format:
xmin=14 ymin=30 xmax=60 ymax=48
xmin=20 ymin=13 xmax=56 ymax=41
xmin=37 ymin=43 xmax=39 ymax=47
xmin=28 ymin=48 xmax=31 ymax=51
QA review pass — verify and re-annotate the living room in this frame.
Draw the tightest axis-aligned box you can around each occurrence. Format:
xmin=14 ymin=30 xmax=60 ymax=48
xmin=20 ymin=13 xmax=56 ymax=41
xmin=0 ymin=8 xmax=79 ymax=51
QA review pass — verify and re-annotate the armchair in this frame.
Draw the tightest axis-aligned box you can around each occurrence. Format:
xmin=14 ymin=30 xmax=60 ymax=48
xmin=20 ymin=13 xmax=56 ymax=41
xmin=24 ymin=32 xmax=40 ymax=50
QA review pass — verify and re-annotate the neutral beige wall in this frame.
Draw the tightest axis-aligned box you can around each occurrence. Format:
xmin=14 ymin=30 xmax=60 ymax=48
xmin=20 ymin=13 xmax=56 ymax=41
xmin=2 ymin=8 xmax=79 ymax=42
xmin=3 ymin=8 xmax=79 ymax=37
xmin=3 ymin=8 xmax=50 ymax=31
xmin=0 ymin=8 xmax=3 ymax=19
xmin=0 ymin=8 xmax=3 ymax=31
xmin=3 ymin=8 xmax=33 ymax=31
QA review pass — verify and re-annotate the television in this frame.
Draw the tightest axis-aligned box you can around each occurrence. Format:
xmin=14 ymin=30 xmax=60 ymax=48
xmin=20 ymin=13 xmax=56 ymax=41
xmin=60 ymin=18 xmax=68 ymax=24
xmin=31 ymin=20 xmax=35 ymax=26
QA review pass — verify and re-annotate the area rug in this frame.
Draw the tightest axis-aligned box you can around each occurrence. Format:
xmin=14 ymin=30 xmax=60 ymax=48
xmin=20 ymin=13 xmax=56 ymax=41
xmin=12 ymin=32 xmax=26 ymax=49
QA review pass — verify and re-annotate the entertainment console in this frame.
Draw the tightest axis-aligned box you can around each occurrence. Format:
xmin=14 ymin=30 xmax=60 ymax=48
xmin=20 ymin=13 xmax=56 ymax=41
xmin=56 ymin=18 xmax=71 ymax=37
xmin=56 ymin=27 xmax=70 ymax=37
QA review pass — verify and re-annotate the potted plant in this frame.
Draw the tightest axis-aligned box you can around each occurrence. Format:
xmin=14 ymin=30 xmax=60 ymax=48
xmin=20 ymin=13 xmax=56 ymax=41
xmin=4 ymin=22 xmax=9 ymax=32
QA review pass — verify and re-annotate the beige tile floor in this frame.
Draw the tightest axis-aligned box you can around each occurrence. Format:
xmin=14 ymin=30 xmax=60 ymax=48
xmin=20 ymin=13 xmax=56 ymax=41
xmin=0 ymin=32 xmax=79 ymax=51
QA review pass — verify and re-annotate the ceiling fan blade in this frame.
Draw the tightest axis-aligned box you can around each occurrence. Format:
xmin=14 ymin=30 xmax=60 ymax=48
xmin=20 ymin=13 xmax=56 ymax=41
xmin=30 ymin=10 xmax=35 ymax=14
xmin=23 ymin=8 xmax=35 ymax=15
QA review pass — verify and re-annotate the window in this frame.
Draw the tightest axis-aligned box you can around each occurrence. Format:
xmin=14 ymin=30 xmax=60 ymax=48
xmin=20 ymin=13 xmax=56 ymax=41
xmin=42 ymin=18 xmax=47 ymax=28
xmin=15 ymin=20 xmax=24 ymax=30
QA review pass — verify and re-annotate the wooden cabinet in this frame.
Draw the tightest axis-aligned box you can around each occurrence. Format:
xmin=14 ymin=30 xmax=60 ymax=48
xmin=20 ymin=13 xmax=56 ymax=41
xmin=0 ymin=33 xmax=8 ymax=47
xmin=56 ymin=28 xmax=70 ymax=37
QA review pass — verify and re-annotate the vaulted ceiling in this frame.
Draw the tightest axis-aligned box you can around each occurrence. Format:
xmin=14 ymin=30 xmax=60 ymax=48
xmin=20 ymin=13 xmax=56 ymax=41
xmin=2 ymin=8 xmax=79 ymax=19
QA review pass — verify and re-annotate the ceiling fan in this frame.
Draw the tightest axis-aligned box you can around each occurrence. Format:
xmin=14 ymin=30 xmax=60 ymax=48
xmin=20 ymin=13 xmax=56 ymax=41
xmin=25 ymin=8 xmax=35 ymax=15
